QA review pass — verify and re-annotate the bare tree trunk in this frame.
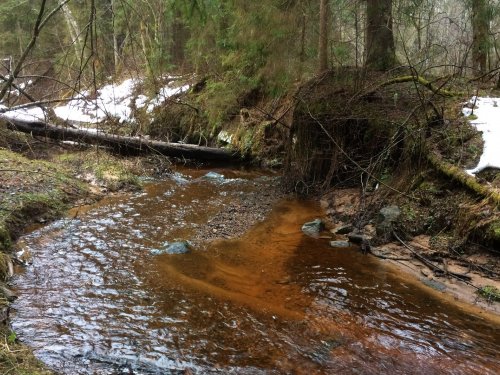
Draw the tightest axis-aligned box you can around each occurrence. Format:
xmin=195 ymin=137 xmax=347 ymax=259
xmin=111 ymin=0 xmax=119 ymax=71
xmin=59 ymin=0 xmax=82 ymax=61
xmin=318 ymin=0 xmax=329 ymax=72
xmin=471 ymin=0 xmax=489 ymax=76
xmin=171 ymin=11 xmax=189 ymax=70
xmin=300 ymin=13 xmax=307 ymax=62
xmin=365 ymin=0 xmax=396 ymax=71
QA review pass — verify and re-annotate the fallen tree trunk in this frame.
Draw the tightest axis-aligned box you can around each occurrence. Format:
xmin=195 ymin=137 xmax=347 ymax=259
xmin=427 ymin=150 xmax=500 ymax=206
xmin=2 ymin=116 xmax=241 ymax=162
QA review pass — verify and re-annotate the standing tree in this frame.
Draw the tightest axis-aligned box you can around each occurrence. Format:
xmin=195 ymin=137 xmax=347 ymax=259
xmin=365 ymin=0 xmax=396 ymax=70
xmin=318 ymin=0 xmax=329 ymax=72
xmin=471 ymin=0 xmax=490 ymax=76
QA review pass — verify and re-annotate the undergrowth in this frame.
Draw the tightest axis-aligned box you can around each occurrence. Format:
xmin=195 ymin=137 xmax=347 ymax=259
xmin=477 ymin=285 xmax=500 ymax=302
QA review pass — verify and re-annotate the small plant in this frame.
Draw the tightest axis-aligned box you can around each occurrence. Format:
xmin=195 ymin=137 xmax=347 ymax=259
xmin=477 ymin=285 xmax=500 ymax=302
xmin=7 ymin=331 xmax=16 ymax=344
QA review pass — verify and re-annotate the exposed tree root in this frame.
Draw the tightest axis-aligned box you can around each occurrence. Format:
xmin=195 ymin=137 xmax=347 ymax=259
xmin=364 ymin=75 xmax=462 ymax=98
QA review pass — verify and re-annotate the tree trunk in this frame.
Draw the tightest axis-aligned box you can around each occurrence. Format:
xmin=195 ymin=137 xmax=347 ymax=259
xmin=318 ymin=0 xmax=329 ymax=72
xmin=171 ymin=11 xmax=189 ymax=70
xmin=101 ymin=0 xmax=116 ymax=74
xmin=59 ymin=0 xmax=82 ymax=61
xmin=471 ymin=0 xmax=489 ymax=76
xmin=2 ymin=117 xmax=240 ymax=162
xmin=365 ymin=0 xmax=396 ymax=71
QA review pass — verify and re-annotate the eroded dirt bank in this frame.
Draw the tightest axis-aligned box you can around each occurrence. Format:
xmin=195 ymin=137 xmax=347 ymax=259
xmin=320 ymin=186 xmax=500 ymax=317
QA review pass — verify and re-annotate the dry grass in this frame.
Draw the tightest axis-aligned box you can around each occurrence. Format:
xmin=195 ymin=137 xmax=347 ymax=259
xmin=0 ymin=326 xmax=52 ymax=375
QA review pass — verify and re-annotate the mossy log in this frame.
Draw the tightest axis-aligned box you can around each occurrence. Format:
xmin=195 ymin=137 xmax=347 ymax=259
xmin=2 ymin=116 xmax=241 ymax=162
xmin=427 ymin=152 xmax=500 ymax=206
xmin=366 ymin=75 xmax=462 ymax=98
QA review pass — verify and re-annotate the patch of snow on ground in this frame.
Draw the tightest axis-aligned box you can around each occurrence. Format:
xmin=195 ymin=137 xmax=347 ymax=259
xmin=0 ymin=106 xmax=47 ymax=122
xmin=54 ymin=77 xmax=190 ymax=125
xmin=462 ymin=96 xmax=500 ymax=175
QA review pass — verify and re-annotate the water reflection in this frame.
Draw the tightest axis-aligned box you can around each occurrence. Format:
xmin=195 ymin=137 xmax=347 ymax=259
xmin=10 ymin=168 xmax=500 ymax=374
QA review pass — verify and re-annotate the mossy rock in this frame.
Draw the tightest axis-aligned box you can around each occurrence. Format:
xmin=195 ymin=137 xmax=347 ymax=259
xmin=0 ymin=253 xmax=12 ymax=281
xmin=482 ymin=220 xmax=500 ymax=245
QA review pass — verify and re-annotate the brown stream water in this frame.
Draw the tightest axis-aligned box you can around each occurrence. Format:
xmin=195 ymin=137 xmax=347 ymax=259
xmin=10 ymin=168 xmax=500 ymax=374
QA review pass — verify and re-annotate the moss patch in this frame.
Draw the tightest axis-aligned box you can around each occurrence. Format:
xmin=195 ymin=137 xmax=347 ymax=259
xmin=54 ymin=150 xmax=143 ymax=192
xmin=0 ymin=148 xmax=87 ymax=244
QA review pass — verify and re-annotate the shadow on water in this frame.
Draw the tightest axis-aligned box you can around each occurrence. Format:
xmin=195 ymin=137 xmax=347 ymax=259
xmin=10 ymin=167 xmax=500 ymax=374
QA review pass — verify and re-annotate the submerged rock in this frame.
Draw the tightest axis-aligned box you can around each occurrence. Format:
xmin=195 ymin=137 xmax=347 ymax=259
xmin=329 ymin=240 xmax=351 ymax=248
xmin=151 ymin=241 xmax=191 ymax=255
xmin=202 ymin=172 xmax=225 ymax=181
xmin=301 ymin=219 xmax=325 ymax=236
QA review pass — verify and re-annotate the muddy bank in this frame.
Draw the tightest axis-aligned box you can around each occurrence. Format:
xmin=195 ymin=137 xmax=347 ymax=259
xmin=320 ymin=186 xmax=500 ymax=317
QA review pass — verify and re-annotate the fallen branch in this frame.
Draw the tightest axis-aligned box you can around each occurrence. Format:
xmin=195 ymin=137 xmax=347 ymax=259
xmin=1 ymin=116 xmax=241 ymax=162
xmin=393 ymin=231 xmax=474 ymax=284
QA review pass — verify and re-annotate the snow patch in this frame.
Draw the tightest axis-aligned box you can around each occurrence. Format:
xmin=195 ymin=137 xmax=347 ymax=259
xmin=54 ymin=78 xmax=190 ymax=125
xmin=463 ymin=96 xmax=500 ymax=175
xmin=0 ymin=106 xmax=47 ymax=122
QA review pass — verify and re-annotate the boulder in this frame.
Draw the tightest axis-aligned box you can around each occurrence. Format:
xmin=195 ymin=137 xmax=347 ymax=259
xmin=217 ymin=130 xmax=234 ymax=145
xmin=376 ymin=205 xmax=401 ymax=238
xmin=301 ymin=219 xmax=325 ymax=236
xmin=151 ymin=241 xmax=191 ymax=255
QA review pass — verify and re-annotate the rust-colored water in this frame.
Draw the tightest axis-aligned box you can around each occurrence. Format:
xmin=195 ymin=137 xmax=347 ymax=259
xmin=10 ymin=168 xmax=500 ymax=374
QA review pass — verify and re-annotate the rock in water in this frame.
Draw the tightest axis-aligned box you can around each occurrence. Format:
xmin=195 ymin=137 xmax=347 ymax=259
xmin=202 ymin=172 xmax=225 ymax=181
xmin=301 ymin=219 xmax=325 ymax=236
xmin=151 ymin=241 xmax=191 ymax=255
xmin=329 ymin=240 xmax=351 ymax=248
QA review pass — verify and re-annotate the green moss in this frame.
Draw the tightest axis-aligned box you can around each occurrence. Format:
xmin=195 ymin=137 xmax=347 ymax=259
xmin=55 ymin=151 xmax=142 ymax=192
xmin=0 ymin=148 xmax=89 ymax=252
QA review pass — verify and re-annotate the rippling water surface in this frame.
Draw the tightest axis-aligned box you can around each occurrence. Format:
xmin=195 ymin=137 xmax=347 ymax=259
xmin=11 ymin=167 xmax=500 ymax=374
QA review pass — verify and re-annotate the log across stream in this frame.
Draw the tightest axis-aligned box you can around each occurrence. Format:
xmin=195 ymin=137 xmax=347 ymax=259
xmin=10 ymin=167 xmax=500 ymax=374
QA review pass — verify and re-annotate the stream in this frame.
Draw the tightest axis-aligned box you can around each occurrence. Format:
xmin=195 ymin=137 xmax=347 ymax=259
xmin=10 ymin=167 xmax=500 ymax=374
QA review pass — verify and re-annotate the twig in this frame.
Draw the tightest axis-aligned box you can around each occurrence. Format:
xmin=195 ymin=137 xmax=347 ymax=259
xmin=392 ymin=231 xmax=477 ymax=287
